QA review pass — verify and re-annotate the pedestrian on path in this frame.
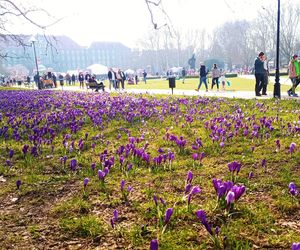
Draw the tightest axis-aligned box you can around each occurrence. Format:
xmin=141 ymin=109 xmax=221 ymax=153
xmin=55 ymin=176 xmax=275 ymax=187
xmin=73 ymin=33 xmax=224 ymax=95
xmin=254 ymin=52 xmax=266 ymax=96
xmin=262 ymin=55 xmax=269 ymax=95
xmin=195 ymin=63 xmax=208 ymax=92
xmin=211 ymin=64 xmax=220 ymax=91
xmin=182 ymin=67 xmax=186 ymax=84
xmin=287 ymin=54 xmax=300 ymax=97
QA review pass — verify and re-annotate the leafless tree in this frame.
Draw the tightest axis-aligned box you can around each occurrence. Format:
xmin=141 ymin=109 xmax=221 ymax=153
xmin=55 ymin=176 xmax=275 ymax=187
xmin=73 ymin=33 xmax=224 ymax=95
xmin=255 ymin=2 xmax=300 ymax=64
xmin=0 ymin=0 xmax=61 ymax=58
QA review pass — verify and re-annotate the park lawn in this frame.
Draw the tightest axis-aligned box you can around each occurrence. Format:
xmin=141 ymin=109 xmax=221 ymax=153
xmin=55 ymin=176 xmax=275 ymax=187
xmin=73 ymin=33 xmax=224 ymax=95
xmin=0 ymin=90 xmax=300 ymax=249
xmin=61 ymin=77 xmax=291 ymax=93
xmin=125 ymin=77 xmax=291 ymax=92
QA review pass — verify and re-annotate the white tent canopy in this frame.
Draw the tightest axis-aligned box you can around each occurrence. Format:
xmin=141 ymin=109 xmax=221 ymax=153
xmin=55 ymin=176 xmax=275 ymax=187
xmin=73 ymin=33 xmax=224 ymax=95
xmin=87 ymin=64 xmax=108 ymax=75
xmin=169 ymin=67 xmax=182 ymax=73
xmin=125 ymin=69 xmax=135 ymax=75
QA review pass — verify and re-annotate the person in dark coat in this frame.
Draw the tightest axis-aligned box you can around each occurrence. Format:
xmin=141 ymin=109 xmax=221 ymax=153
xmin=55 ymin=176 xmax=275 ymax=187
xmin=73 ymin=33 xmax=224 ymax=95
xmin=143 ymin=70 xmax=147 ymax=84
xmin=254 ymin=52 xmax=265 ymax=96
xmin=181 ymin=67 xmax=187 ymax=84
xmin=79 ymin=73 xmax=84 ymax=89
xmin=119 ymin=69 xmax=126 ymax=90
xmin=52 ymin=73 xmax=57 ymax=88
xmin=108 ymin=69 xmax=116 ymax=90
xmin=71 ymin=74 xmax=76 ymax=85
xmin=195 ymin=63 xmax=208 ymax=92
xmin=58 ymin=74 xmax=64 ymax=90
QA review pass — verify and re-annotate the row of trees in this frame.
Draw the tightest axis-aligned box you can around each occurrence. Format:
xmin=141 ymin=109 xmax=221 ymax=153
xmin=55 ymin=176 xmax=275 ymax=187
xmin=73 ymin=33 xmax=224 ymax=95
xmin=140 ymin=2 xmax=300 ymax=72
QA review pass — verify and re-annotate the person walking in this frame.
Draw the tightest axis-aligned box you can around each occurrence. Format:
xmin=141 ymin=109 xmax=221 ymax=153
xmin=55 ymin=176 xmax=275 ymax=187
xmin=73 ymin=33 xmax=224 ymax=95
xmin=287 ymin=54 xmax=300 ymax=97
xmin=143 ymin=70 xmax=147 ymax=84
xmin=65 ymin=73 xmax=71 ymax=85
xmin=182 ymin=67 xmax=187 ymax=84
xmin=119 ymin=69 xmax=126 ymax=90
xmin=71 ymin=74 xmax=76 ymax=85
xmin=78 ymin=72 xmax=84 ymax=89
xmin=254 ymin=52 xmax=266 ymax=96
xmin=195 ymin=63 xmax=208 ymax=92
xmin=52 ymin=73 xmax=57 ymax=88
xmin=85 ymin=72 xmax=91 ymax=86
xmin=108 ymin=68 xmax=116 ymax=90
xmin=219 ymin=69 xmax=226 ymax=91
xmin=211 ymin=64 xmax=220 ymax=91
xmin=262 ymin=55 xmax=269 ymax=95
xmin=58 ymin=74 xmax=64 ymax=90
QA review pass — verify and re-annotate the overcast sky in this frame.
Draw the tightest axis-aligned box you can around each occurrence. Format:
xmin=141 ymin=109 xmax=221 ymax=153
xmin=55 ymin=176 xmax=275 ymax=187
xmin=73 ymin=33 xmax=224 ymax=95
xmin=11 ymin=0 xmax=300 ymax=48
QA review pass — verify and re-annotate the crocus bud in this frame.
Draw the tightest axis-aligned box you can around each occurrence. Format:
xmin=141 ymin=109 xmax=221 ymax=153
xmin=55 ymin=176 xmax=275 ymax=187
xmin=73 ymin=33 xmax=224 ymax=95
xmin=150 ymin=239 xmax=159 ymax=250
xmin=16 ymin=180 xmax=22 ymax=190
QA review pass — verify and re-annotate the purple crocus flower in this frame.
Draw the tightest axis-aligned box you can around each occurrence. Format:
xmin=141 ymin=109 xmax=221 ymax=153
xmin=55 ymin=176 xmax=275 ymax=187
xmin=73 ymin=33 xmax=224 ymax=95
xmin=119 ymin=155 xmax=125 ymax=166
xmin=150 ymin=239 xmax=159 ymax=250
xmin=30 ymin=146 xmax=38 ymax=157
xmin=188 ymin=186 xmax=201 ymax=205
xmin=248 ymin=171 xmax=254 ymax=179
xmin=160 ymin=197 xmax=166 ymax=206
xmin=120 ymin=179 xmax=125 ymax=191
xmin=261 ymin=159 xmax=266 ymax=168
xmin=215 ymin=226 xmax=220 ymax=236
xmin=83 ymin=178 xmax=89 ymax=188
xmin=70 ymin=159 xmax=77 ymax=171
xmin=290 ymin=142 xmax=296 ymax=154
xmin=228 ymin=161 xmax=242 ymax=174
xmin=199 ymin=152 xmax=205 ymax=162
xmin=164 ymin=208 xmax=173 ymax=225
xmin=220 ymin=142 xmax=225 ymax=148
xmin=196 ymin=210 xmax=213 ymax=235
xmin=22 ymin=144 xmax=29 ymax=155
xmin=153 ymin=194 xmax=158 ymax=206
xmin=127 ymin=185 xmax=133 ymax=192
xmin=158 ymin=148 xmax=164 ymax=153
xmin=292 ymin=243 xmax=300 ymax=250
xmin=251 ymin=146 xmax=255 ymax=152
xmin=9 ymin=149 xmax=14 ymax=159
xmin=91 ymin=163 xmax=96 ymax=171
xmin=185 ymin=183 xmax=193 ymax=194
xmin=226 ymin=191 xmax=235 ymax=204
xmin=192 ymin=153 xmax=198 ymax=161
xmin=104 ymin=167 xmax=109 ymax=176
xmin=6 ymin=159 xmax=12 ymax=167
xmin=231 ymin=185 xmax=246 ymax=201
xmin=113 ymin=209 xmax=118 ymax=222
xmin=98 ymin=170 xmax=105 ymax=180
xmin=289 ymin=182 xmax=299 ymax=196
xmin=186 ymin=170 xmax=193 ymax=184
xmin=276 ymin=139 xmax=280 ymax=150
xmin=127 ymin=163 xmax=133 ymax=172
xmin=16 ymin=179 xmax=22 ymax=190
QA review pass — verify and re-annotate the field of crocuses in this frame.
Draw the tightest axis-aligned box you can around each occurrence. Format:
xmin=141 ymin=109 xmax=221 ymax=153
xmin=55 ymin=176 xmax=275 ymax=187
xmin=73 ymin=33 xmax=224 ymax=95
xmin=0 ymin=90 xmax=300 ymax=249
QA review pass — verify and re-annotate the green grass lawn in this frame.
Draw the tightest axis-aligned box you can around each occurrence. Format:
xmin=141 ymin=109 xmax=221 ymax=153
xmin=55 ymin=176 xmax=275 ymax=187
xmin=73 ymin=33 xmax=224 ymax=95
xmin=124 ymin=77 xmax=291 ymax=92
xmin=66 ymin=77 xmax=291 ymax=92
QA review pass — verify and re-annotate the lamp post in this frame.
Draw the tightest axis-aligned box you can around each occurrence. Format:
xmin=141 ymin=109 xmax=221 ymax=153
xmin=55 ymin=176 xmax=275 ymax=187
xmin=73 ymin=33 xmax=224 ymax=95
xmin=273 ymin=0 xmax=281 ymax=99
xmin=29 ymin=36 xmax=41 ymax=90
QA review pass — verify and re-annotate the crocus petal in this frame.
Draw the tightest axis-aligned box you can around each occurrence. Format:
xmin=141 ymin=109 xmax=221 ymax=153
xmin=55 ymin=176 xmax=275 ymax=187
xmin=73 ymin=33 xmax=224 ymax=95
xmin=164 ymin=208 xmax=173 ymax=225
xmin=150 ymin=239 xmax=159 ymax=250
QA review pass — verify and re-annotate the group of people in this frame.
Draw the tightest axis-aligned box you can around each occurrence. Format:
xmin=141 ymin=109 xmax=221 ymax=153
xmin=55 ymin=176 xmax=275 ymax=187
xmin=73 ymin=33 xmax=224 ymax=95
xmin=195 ymin=63 xmax=227 ymax=92
xmin=254 ymin=52 xmax=269 ymax=96
xmin=107 ymin=69 xmax=147 ymax=90
xmin=254 ymin=51 xmax=300 ymax=97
